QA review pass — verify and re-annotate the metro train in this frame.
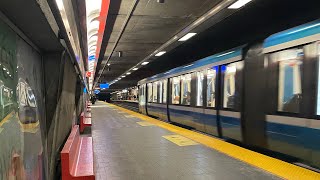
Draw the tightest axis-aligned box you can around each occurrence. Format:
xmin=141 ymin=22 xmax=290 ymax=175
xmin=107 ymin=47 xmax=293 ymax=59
xmin=138 ymin=20 xmax=320 ymax=168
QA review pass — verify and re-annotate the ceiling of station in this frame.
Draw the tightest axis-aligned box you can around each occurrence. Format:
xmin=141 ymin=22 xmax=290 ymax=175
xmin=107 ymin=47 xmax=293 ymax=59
xmin=95 ymin=0 xmax=223 ymax=86
xmin=96 ymin=0 xmax=320 ymax=92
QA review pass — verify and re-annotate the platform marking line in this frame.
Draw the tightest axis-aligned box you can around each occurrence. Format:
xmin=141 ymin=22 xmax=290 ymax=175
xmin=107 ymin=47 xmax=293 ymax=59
xmin=136 ymin=121 xmax=154 ymax=126
xmin=163 ymin=134 xmax=199 ymax=146
xmin=117 ymin=111 xmax=127 ymax=114
xmin=19 ymin=121 xmax=40 ymax=133
xmin=104 ymin=102 xmax=320 ymax=179
xmin=0 ymin=111 xmax=14 ymax=127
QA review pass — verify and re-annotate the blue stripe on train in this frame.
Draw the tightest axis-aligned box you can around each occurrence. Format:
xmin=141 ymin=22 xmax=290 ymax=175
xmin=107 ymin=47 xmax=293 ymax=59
xmin=220 ymin=115 xmax=242 ymax=141
xmin=148 ymin=104 xmax=320 ymax=151
xmin=266 ymin=122 xmax=320 ymax=151
xmin=149 ymin=104 xmax=242 ymax=139
xmin=264 ymin=19 xmax=320 ymax=48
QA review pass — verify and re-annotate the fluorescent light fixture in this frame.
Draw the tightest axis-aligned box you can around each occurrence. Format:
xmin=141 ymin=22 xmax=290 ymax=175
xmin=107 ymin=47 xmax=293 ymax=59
xmin=126 ymin=72 xmax=131 ymax=75
xmin=155 ymin=51 xmax=166 ymax=57
xmin=133 ymin=68 xmax=138 ymax=71
xmin=178 ymin=33 xmax=197 ymax=41
xmin=107 ymin=63 xmax=110 ymax=66
xmin=121 ymin=76 xmax=125 ymax=78
xmin=55 ymin=0 xmax=64 ymax=10
xmin=228 ymin=0 xmax=253 ymax=9
xmin=141 ymin=62 xmax=149 ymax=65
xmin=183 ymin=64 xmax=194 ymax=68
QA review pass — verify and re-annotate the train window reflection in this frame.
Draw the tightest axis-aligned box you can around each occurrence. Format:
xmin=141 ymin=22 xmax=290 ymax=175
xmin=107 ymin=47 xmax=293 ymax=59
xmin=153 ymin=82 xmax=158 ymax=103
xmin=207 ymin=68 xmax=216 ymax=107
xmin=163 ymin=79 xmax=167 ymax=103
xmin=222 ymin=61 xmax=243 ymax=109
xmin=317 ymin=45 xmax=320 ymax=115
xmin=148 ymin=83 xmax=152 ymax=103
xmin=181 ymin=74 xmax=191 ymax=105
xmin=159 ymin=81 xmax=163 ymax=103
xmin=172 ymin=76 xmax=180 ymax=104
xmin=275 ymin=48 xmax=303 ymax=113
xmin=27 ymin=88 xmax=37 ymax=107
xmin=196 ymin=71 xmax=204 ymax=106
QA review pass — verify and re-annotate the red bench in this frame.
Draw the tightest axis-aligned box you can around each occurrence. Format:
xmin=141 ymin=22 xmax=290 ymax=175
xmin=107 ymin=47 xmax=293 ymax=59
xmin=61 ymin=125 xmax=95 ymax=180
xmin=85 ymin=111 xmax=92 ymax=118
xmin=80 ymin=112 xmax=92 ymax=133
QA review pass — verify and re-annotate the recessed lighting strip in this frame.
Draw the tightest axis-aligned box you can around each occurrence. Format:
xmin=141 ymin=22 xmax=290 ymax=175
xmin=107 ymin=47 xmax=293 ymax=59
xmin=108 ymin=0 xmax=237 ymax=85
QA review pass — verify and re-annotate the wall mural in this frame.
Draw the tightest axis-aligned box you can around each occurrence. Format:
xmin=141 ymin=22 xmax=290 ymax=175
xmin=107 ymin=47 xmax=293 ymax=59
xmin=0 ymin=19 xmax=45 ymax=179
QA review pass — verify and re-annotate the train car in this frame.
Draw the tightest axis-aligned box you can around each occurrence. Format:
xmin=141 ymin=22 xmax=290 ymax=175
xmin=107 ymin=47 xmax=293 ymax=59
xmin=138 ymin=19 xmax=320 ymax=168
xmin=16 ymin=78 xmax=38 ymax=124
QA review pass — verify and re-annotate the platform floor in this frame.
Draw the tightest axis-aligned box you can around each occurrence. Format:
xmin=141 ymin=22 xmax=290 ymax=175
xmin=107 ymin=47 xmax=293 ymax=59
xmin=90 ymin=101 xmax=285 ymax=180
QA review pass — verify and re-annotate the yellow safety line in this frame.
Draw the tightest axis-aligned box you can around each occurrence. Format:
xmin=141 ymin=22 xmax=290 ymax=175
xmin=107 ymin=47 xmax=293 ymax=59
xmin=0 ymin=111 xmax=14 ymax=127
xmin=104 ymin=102 xmax=320 ymax=179
xmin=19 ymin=120 xmax=39 ymax=133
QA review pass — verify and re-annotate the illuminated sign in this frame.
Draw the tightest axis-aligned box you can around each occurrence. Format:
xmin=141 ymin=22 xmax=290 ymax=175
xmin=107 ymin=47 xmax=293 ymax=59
xmin=100 ymin=83 xmax=109 ymax=89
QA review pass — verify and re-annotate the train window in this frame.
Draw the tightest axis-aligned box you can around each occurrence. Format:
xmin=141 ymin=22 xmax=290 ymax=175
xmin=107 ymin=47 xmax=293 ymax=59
xmin=222 ymin=61 xmax=243 ymax=109
xmin=159 ymin=81 xmax=163 ymax=103
xmin=207 ymin=67 xmax=217 ymax=107
xmin=272 ymin=48 xmax=303 ymax=113
xmin=152 ymin=82 xmax=158 ymax=103
xmin=163 ymin=79 xmax=167 ymax=103
xmin=27 ymin=88 xmax=37 ymax=107
xmin=196 ymin=71 xmax=204 ymax=106
xmin=181 ymin=74 xmax=192 ymax=105
xmin=172 ymin=76 xmax=181 ymax=104
xmin=147 ymin=83 xmax=152 ymax=103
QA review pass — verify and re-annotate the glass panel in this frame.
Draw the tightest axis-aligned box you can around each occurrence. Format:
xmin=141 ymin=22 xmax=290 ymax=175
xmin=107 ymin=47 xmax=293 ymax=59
xmin=139 ymin=85 xmax=145 ymax=105
xmin=152 ymin=82 xmax=158 ymax=103
xmin=147 ymin=83 xmax=152 ymax=102
xmin=317 ymin=44 xmax=320 ymax=115
xmin=181 ymin=74 xmax=192 ymax=105
xmin=172 ymin=76 xmax=180 ymax=104
xmin=275 ymin=48 xmax=303 ymax=113
xmin=163 ymin=79 xmax=167 ymax=103
xmin=222 ymin=61 xmax=243 ymax=109
xmin=207 ymin=68 xmax=217 ymax=107
xmin=159 ymin=81 xmax=163 ymax=103
xmin=196 ymin=71 xmax=204 ymax=106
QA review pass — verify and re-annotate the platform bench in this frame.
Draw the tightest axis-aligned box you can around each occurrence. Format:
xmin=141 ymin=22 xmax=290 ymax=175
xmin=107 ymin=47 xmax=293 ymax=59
xmin=80 ymin=112 xmax=92 ymax=133
xmin=85 ymin=111 xmax=92 ymax=118
xmin=61 ymin=125 xmax=95 ymax=180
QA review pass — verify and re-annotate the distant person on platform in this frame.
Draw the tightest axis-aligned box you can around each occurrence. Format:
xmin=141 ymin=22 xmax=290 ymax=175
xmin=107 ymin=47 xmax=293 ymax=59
xmin=91 ymin=95 xmax=96 ymax=104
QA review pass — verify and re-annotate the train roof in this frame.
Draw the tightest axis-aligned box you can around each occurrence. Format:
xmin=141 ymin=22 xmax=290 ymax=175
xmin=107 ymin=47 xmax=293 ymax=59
xmin=138 ymin=46 xmax=243 ymax=85
xmin=263 ymin=19 xmax=320 ymax=53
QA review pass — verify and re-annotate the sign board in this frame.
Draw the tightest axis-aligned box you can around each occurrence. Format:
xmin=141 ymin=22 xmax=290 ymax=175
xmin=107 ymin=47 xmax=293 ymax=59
xmin=99 ymin=83 xmax=109 ymax=89
xmin=86 ymin=71 xmax=92 ymax=77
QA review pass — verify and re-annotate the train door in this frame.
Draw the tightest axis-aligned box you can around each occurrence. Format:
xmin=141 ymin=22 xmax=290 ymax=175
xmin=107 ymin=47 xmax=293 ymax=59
xmin=138 ymin=84 xmax=147 ymax=114
xmin=200 ymin=67 xmax=219 ymax=136
xmin=218 ymin=61 xmax=244 ymax=141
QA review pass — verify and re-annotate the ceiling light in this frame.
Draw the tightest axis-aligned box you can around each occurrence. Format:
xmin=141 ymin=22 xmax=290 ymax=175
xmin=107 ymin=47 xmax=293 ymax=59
xmin=155 ymin=51 xmax=166 ymax=56
xmin=126 ymin=72 xmax=131 ymax=75
xmin=89 ymin=20 xmax=100 ymax=29
xmin=228 ymin=0 xmax=253 ymax=9
xmin=55 ymin=0 xmax=64 ymax=10
xmin=141 ymin=62 xmax=149 ymax=65
xmin=107 ymin=63 xmax=110 ymax=66
xmin=178 ymin=33 xmax=197 ymax=41
xmin=133 ymin=68 xmax=138 ymax=71
xmin=121 ymin=76 xmax=125 ymax=78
